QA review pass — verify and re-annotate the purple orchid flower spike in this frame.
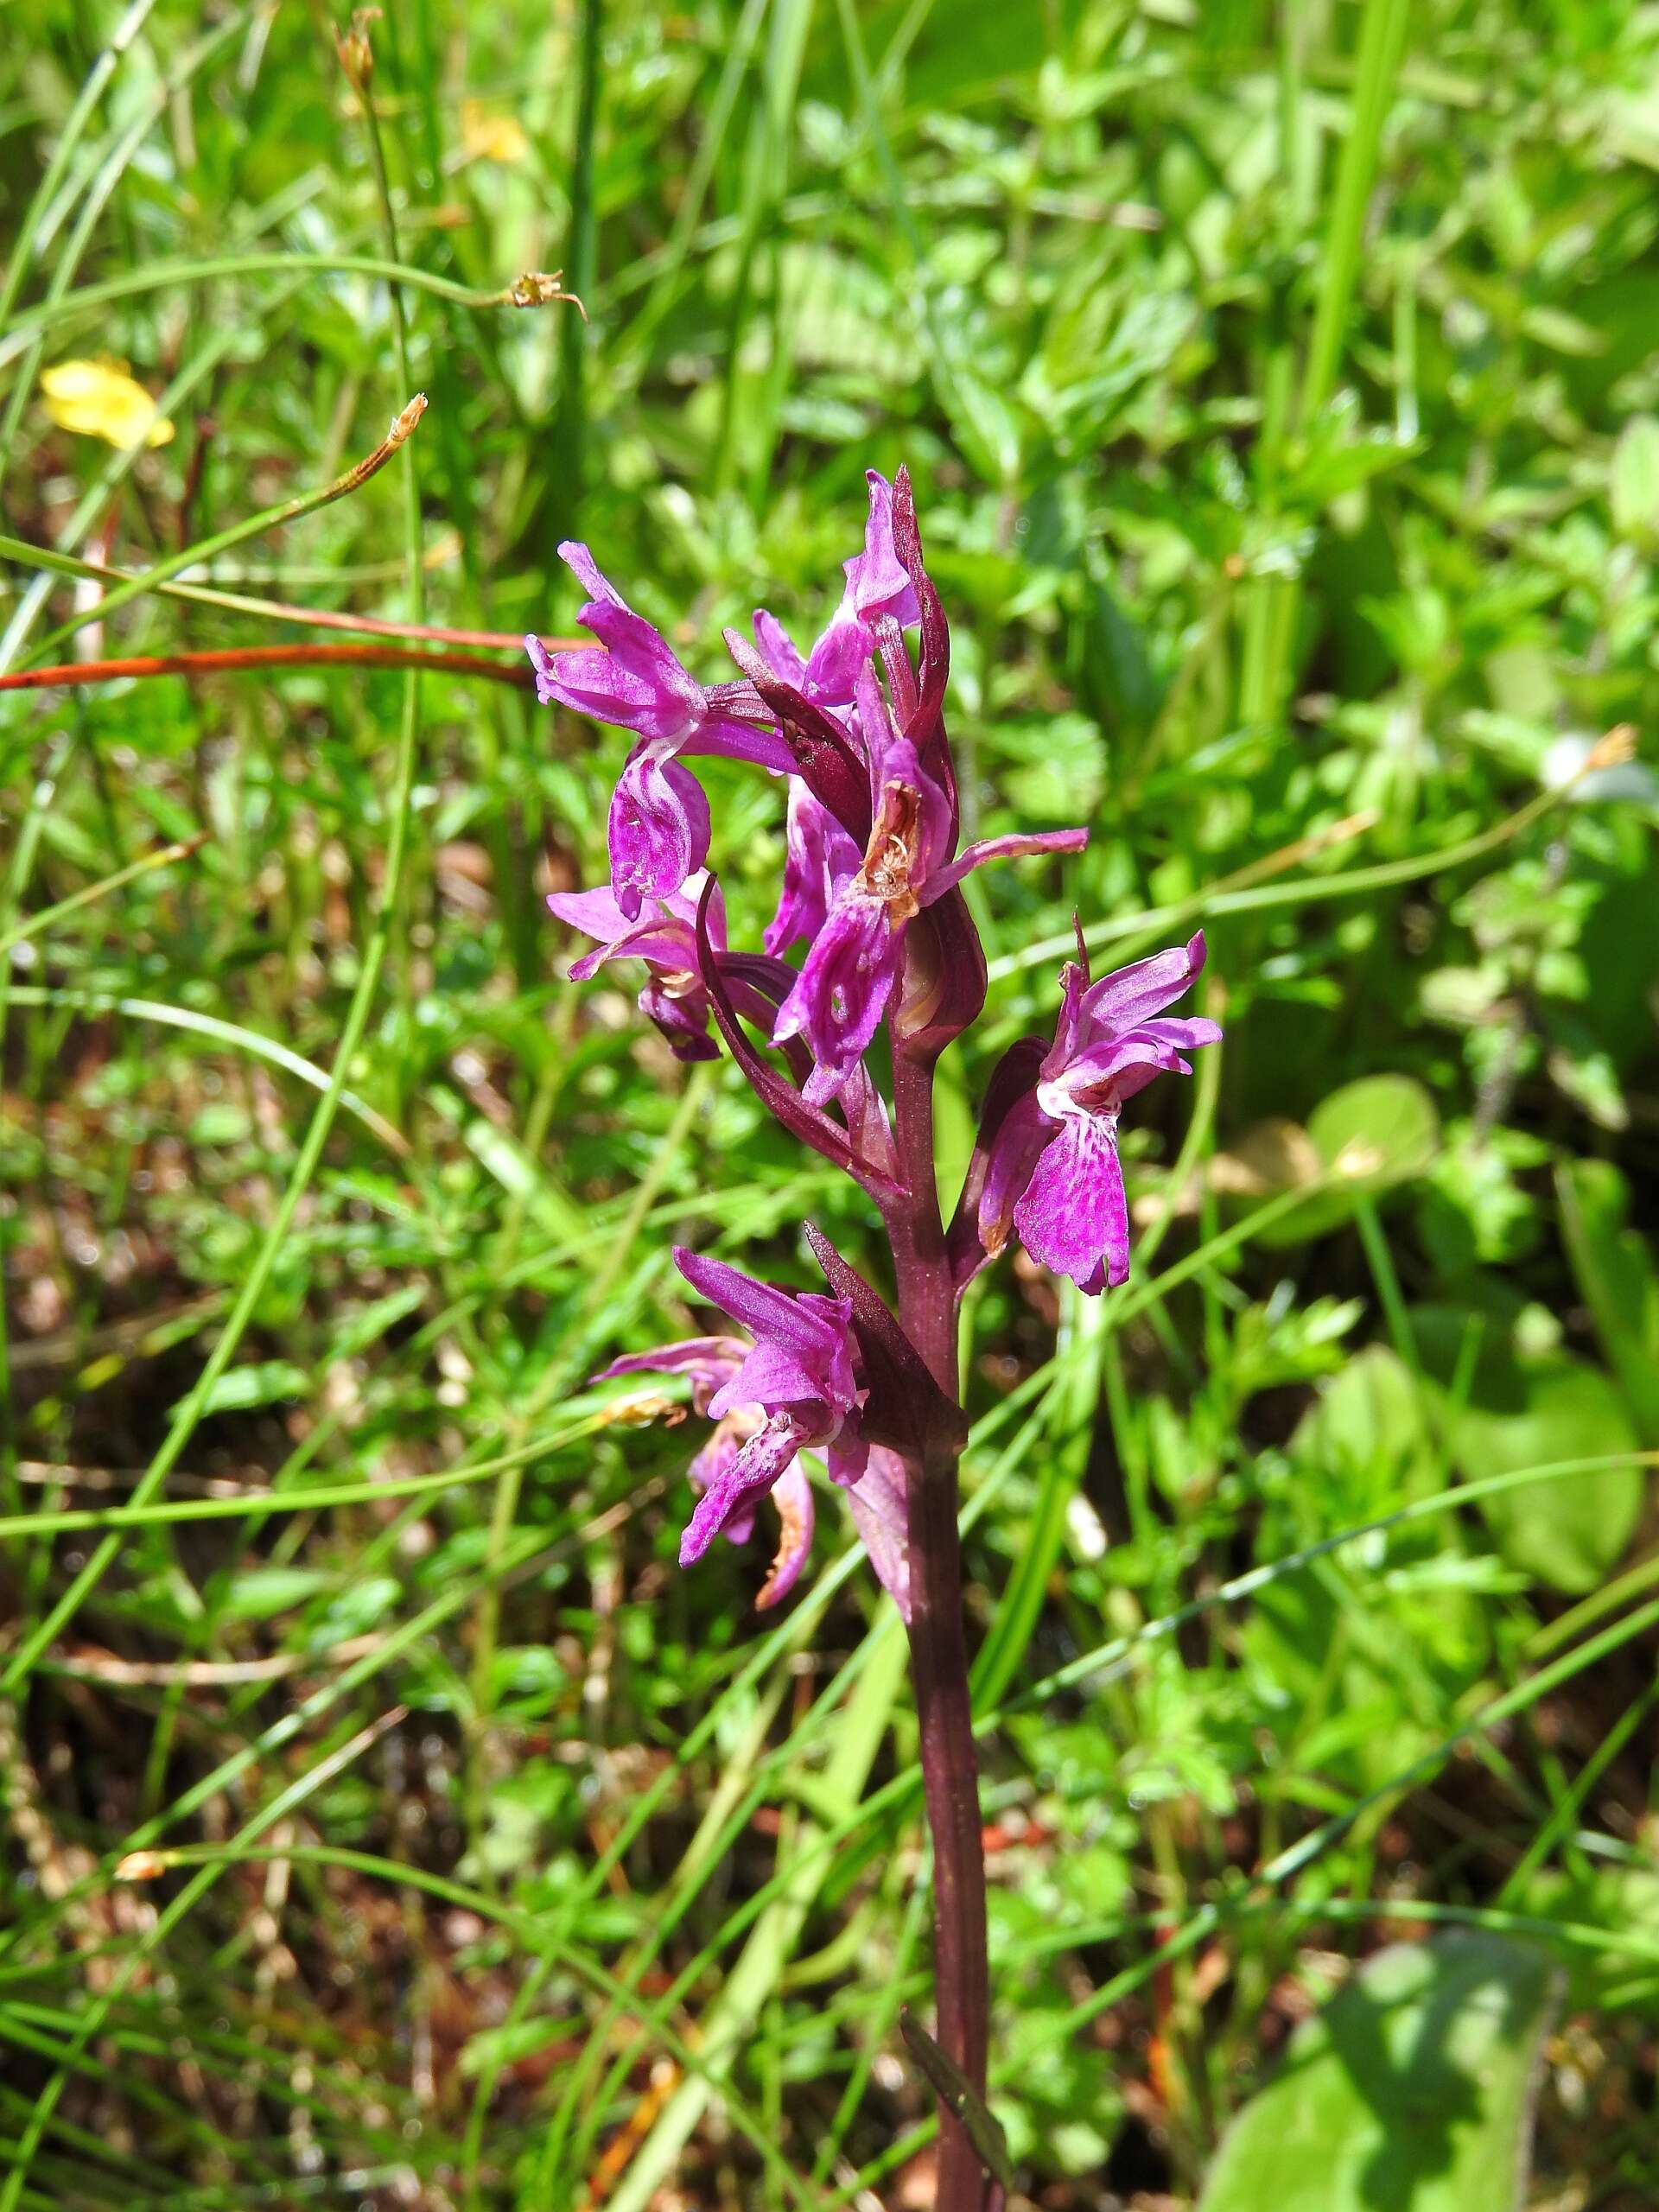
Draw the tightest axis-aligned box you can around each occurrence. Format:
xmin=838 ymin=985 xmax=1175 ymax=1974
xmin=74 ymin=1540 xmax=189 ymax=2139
xmin=979 ymin=932 xmax=1223 ymax=1294
xmin=528 ymin=544 xmax=793 ymax=919
xmin=547 ymin=871 xmax=793 ymax=1063
xmin=668 ymin=1247 xmax=868 ymax=1567
xmin=775 ymin=705 xmax=1089 ymax=1103
xmin=550 ymin=466 xmax=1226 ymax=2196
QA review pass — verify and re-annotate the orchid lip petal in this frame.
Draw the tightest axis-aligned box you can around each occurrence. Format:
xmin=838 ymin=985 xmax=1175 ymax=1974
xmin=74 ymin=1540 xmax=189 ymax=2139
xmin=679 ymin=1414 xmax=806 ymax=1565
xmin=772 ymin=893 xmax=902 ymax=1106
xmin=1013 ymin=1116 xmax=1131 ymax=1295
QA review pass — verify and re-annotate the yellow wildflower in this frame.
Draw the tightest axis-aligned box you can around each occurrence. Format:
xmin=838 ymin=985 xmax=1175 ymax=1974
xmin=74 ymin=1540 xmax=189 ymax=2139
xmin=41 ymin=359 xmax=174 ymax=450
xmin=459 ymin=98 xmax=530 ymax=165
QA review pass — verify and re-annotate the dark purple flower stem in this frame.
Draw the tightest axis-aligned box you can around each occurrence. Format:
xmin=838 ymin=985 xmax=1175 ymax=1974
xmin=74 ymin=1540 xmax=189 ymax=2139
xmin=887 ymin=1044 xmax=990 ymax=2212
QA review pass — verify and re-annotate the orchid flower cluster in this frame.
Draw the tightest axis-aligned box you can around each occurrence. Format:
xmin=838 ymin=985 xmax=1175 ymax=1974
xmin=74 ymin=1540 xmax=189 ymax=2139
xmin=534 ymin=468 xmax=1217 ymax=1617
xmin=532 ymin=467 xmax=1217 ymax=2202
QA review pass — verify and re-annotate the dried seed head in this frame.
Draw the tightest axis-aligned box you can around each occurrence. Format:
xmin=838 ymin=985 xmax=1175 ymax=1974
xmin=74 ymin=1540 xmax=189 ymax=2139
xmin=334 ymin=7 xmax=380 ymax=88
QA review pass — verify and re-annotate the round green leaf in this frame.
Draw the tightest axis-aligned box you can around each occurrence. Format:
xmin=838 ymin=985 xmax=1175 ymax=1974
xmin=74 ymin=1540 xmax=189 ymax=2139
xmin=1257 ymin=1076 xmax=1440 ymax=1244
xmin=1307 ymin=1073 xmax=1440 ymax=1189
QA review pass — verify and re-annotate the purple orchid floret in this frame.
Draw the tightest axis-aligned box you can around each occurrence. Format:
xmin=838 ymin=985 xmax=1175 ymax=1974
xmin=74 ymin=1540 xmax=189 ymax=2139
xmin=668 ymin=1247 xmax=867 ymax=1566
xmin=979 ymin=932 xmax=1222 ymax=1295
xmin=548 ymin=870 xmax=795 ymax=1064
xmin=548 ymin=872 xmax=725 ymax=1062
xmin=775 ymin=698 xmax=1088 ymax=1103
xmin=594 ymin=1249 xmax=886 ymax=1609
xmin=528 ymin=543 xmax=793 ymax=921
xmin=751 ymin=471 xmax=921 ymax=713
xmin=596 ymin=1333 xmax=817 ymax=1606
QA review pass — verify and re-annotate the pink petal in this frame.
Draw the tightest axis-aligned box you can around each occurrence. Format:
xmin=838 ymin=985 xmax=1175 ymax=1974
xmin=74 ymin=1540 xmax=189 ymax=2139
xmin=754 ymin=1459 xmax=816 ymax=1609
xmin=802 ymin=612 xmax=877 ymax=707
xmin=547 ymin=885 xmax=701 ymax=980
xmin=765 ymin=780 xmax=861 ymax=956
xmin=976 ymin=1089 xmax=1054 ymax=1259
xmin=843 ymin=1443 xmax=911 ymax=1620
xmin=752 ymin=608 xmax=807 ymax=685
xmin=706 ymin=1338 xmax=844 ymax=1423
xmin=844 ymin=471 xmax=919 ymax=627
xmin=928 ymin=825 xmax=1090 ymax=899
xmin=677 ymin=715 xmax=798 ymax=774
xmin=774 ymin=893 xmax=903 ymax=1105
xmin=1078 ymin=932 xmax=1207 ymax=1034
xmin=595 ymin=1336 xmax=745 ymax=1388
xmin=672 ymin=1248 xmax=856 ymax=1369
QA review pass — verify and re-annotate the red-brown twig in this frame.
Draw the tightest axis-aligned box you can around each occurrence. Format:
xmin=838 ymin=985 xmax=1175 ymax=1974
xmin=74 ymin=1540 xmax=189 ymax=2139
xmin=0 ymin=643 xmax=536 ymax=691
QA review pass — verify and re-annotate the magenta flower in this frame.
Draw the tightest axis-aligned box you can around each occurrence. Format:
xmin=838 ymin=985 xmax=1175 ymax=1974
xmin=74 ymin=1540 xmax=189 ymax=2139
xmin=528 ymin=544 xmax=793 ymax=919
xmin=774 ymin=705 xmax=1088 ymax=1103
xmin=652 ymin=1248 xmax=866 ymax=1570
xmin=979 ymin=933 xmax=1222 ymax=1294
xmin=597 ymin=1285 xmax=920 ymax=1616
xmin=547 ymin=871 xmax=791 ymax=1063
xmin=596 ymin=1332 xmax=816 ymax=1606
xmin=751 ymin=470 xmax=920 ymax=712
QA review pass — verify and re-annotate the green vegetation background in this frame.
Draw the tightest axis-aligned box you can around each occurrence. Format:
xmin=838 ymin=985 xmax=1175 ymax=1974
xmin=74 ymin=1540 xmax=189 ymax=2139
xmin=2 ymin=0 xmax=1658 ymax=2205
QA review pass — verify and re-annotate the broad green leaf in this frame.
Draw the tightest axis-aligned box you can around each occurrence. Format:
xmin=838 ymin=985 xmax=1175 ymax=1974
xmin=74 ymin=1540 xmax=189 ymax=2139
xmin=1555 ymin=1159 xmax=1659 ymax=1442
xmin=1291 ymin=1344 xmax=1440 ymax=1509
xmin=1611 ymin=415 xmax=1659 ymax=545
xmin=1454 ymin=1360 xmax=1642 ymax=1592
xmin=1200 ymin=1936 xmax=1560 ymax=2212
xmin=1307 ymin=1073 xmax=1440 ymax=1188
xmin=1409 ymin=1305 xmax=1643 ymax=1592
